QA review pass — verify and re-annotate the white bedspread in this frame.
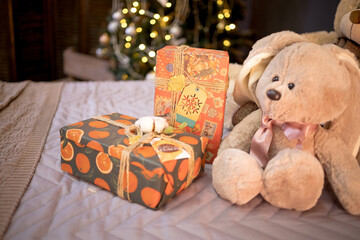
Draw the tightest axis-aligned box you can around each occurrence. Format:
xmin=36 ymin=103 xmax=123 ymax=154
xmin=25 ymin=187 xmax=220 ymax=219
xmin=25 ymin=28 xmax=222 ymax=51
xmin=4 ymin=80 xmax=360 ymax=239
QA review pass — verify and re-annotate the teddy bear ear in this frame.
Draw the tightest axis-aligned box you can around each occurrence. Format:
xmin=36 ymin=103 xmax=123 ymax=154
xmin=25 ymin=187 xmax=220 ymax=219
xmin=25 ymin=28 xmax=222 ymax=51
xmin=233 ymin=31 xmax=309 ymax=106
xmin=324 ymin=44 xmax=359 ymax=73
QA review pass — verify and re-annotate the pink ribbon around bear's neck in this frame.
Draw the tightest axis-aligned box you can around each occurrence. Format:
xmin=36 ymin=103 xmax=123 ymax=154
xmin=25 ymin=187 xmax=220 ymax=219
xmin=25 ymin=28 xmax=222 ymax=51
xmin=250 ymin=114 xmax=318 ymax=168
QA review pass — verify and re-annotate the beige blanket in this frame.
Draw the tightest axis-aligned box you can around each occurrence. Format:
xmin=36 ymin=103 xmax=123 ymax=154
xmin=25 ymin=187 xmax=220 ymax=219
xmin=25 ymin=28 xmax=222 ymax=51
xmin=0 ymin=81 xmax=63 ymax=238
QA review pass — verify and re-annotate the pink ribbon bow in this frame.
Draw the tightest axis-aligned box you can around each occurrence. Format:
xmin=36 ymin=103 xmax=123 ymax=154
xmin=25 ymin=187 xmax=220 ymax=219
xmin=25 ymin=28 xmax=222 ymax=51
xmin=250 ymin=114 xmax=318 ymax=168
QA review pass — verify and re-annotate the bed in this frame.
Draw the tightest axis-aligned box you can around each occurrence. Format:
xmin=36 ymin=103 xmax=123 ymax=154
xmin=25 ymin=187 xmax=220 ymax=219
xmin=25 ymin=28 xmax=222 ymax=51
xmin=1 ymin=79 xmax=360 ymax=240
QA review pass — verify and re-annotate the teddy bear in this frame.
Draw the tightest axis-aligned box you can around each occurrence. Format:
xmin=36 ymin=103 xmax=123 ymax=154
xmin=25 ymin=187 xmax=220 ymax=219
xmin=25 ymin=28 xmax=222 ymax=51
xmin=212 ymin=31 xmax=360 ymax=215
xmin=226 ymin=0 xmax=360 ymax=130
xmin=338 ymin=1 xmax=360 ymax=61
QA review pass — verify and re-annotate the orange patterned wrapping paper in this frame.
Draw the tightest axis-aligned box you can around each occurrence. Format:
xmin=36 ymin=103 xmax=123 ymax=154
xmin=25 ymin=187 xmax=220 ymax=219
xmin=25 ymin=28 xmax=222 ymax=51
xmin=60 ymin=113 xmax=208 ymax=209
xmin=154 ymin=46 xmax=229 ymax=163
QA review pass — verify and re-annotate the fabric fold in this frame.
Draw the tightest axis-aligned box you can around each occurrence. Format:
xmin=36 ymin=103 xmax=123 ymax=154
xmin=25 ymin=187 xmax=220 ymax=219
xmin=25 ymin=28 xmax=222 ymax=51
xmin=0 ymin=81 xmax=64 ymax=238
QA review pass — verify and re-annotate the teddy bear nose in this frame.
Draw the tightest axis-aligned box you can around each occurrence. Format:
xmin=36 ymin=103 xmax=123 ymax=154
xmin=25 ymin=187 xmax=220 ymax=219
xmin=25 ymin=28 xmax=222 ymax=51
xmin=267 ymin=89 xmax=281 ymax=101
xmin=350 ymin=10 xmax=360 ymax=24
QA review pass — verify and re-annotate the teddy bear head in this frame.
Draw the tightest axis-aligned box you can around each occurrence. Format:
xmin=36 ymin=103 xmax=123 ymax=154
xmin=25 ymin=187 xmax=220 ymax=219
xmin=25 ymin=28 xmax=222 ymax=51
xmin=255 ymin=42 xmax=355 ymax=124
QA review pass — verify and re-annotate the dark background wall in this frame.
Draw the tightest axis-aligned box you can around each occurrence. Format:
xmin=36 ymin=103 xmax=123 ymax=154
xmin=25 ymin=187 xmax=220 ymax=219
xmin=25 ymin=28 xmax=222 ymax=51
xmin=0 ymin=0 xmax=340 ymax=82
xmin=248 ymin=0 xmax=340 ymax=38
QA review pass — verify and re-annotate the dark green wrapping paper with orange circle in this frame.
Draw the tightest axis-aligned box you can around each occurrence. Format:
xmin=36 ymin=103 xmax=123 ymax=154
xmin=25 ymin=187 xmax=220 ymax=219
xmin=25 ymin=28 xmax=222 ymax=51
xmin=60 ymin=113 xmax=208 ymax=209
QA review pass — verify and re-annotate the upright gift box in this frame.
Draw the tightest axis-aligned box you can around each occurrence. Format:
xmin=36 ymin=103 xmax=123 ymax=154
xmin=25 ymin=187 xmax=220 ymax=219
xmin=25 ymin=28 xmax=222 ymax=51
xmin=154 ymin=46 xmax=229 ymax=163
xmin=60 ymin=113 xmax=208 ymax=209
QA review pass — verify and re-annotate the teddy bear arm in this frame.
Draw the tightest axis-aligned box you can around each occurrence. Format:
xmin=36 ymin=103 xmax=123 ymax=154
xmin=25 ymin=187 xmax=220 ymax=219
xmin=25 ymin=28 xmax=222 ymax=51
xmin=301 ymin=31 xmax=338 ymax=45
xmin=218 ymin=109 xmax=262 ymax=155
xmin=315 ymin=127 xmax=360 ymax=215
xmin=232 ymin=101 xmax=259 ymax=126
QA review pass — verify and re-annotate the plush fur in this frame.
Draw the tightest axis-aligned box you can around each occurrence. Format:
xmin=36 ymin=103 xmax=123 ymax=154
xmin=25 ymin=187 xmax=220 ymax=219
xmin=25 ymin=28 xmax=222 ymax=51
xmin=213 ymin=32 xmax=360 ymax=214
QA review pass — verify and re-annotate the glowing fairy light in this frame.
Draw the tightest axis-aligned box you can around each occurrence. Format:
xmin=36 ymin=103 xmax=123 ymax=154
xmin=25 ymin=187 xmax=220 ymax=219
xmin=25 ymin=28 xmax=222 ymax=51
xmin=141 ymin=56 xmax=148 ymax=63
xmin=223 ymin=40 xmax=231 ymax=47
xmin=150 ymin=31 xmax=158 ymax=38
xmin=139 ymin=44 xmax=146 ymax=50
xmin=132 ymin=1 xmax=139 ymax=7
xmin=163 ymin=16 xmax=169 ymax=22
xmin=149 ymin=51 xmax=156 ymax=57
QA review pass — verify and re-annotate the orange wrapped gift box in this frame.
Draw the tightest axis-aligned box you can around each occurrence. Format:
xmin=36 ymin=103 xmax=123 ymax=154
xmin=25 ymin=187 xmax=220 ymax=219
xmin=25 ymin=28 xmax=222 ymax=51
xmin=154 ymin=46 xmax=229 ymax=163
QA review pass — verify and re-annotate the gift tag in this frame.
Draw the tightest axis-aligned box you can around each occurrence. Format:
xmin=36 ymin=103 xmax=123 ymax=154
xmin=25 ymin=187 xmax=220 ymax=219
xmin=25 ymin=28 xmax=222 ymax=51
xmin=175 ymin=84 xmax=207 ymax=128
xmin=150 ymin=138 xmax=190 ymax=163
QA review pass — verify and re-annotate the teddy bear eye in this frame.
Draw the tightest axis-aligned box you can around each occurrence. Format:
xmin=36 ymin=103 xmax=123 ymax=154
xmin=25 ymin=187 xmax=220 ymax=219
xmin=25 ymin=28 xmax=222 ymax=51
xmin=288 ymin=83 xmax=295 ymax=90
xmin=272 ymin=76 xmax=279 ymax=82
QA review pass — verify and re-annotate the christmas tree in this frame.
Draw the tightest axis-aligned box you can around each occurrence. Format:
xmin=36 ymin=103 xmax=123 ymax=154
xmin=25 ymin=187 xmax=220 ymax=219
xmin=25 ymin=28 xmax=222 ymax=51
xmin=97 ymin=0 xmax=253 ymax=80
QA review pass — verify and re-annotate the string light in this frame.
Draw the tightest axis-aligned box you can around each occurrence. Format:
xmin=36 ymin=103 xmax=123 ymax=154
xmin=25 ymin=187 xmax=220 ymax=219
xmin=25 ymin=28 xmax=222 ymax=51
xmin=225 ymin=23 xmax=236 ymax=31
xmin=141 ymin=56 xmax=148 ymax=63
xmin=132 ymin=1 xmax=139 ymax=7
xmin=163 ymin=16 xmax=169 ymax=22
xmin=150 ymin=31 xmax=158 ymax=38
xmin=223 ymin=40 xmax=231 ymax=47
xmin=149 ymin=51 xmax=156 ymax=57
xmin=224 ymin=9 xmax=231 ymax=18
xmin=139 ymin=44 xmax=146 ymax=50
xmin=101 ymin=0 xmax=247 ymax=80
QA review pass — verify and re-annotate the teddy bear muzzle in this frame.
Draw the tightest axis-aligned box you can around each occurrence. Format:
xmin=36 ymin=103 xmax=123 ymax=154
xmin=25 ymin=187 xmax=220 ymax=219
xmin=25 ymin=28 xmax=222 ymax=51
xmin=266 ymin=89 xmax=281 ymax=101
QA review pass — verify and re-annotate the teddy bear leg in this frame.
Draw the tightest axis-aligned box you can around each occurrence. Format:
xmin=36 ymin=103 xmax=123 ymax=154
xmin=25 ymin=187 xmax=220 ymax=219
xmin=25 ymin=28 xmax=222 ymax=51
xmin=212 ymin=148 xmax=263 ymax=205
xmin=261 ymin=148 xmax=324 ymax=211
xmin=315 ymin=128 xmax=360 ymax=215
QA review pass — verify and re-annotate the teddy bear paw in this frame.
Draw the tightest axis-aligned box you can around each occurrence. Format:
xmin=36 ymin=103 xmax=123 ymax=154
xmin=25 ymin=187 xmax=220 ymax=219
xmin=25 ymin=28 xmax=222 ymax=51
xmin=261 ymin=148 xmax=324 ymax=211
xmin=212 ymin=148 xmax=263 ymax=205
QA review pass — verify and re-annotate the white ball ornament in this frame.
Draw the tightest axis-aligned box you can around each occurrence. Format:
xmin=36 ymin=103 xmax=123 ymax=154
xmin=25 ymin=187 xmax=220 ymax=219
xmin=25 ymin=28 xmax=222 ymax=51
xmin=112 ymin=10 xmax=122 ymax=20
xmin=125 ymin=24 xmax=136 ymax=36
xmin=169 ymin=24 xmax=183 ymax=38
xmin=107 ymin=20 xmax=119 ymax=33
